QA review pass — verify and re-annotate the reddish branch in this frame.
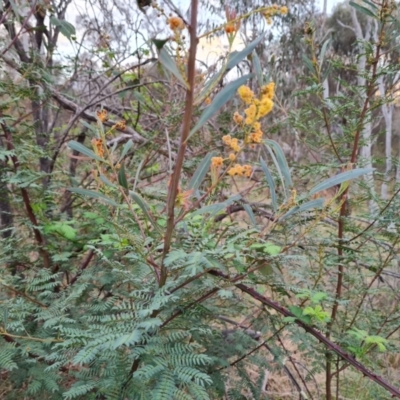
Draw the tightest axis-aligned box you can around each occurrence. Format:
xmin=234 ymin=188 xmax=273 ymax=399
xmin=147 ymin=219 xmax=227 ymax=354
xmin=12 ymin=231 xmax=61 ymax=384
xmin=69 ymin=249 xmax=96 ymax=285
xmin=0 ymin=111 xmax=51 ymax=269
xmin=161 ymin=0 xmax=199 ymax=286
xmin=207 ymin=270 xmax=400 ymax=398
xmin=326 ymin=6 xmax=387 ymax=398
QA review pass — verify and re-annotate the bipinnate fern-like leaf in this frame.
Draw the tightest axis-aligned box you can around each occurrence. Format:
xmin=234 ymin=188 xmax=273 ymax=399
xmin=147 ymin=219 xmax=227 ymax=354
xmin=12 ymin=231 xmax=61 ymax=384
xmin=63 ymin=382 xmax=96 ymax=399
xmin=152 ymin=370 xmax=177 ymax=399
xmin=0 ymin=342 xmax=18 ymax=371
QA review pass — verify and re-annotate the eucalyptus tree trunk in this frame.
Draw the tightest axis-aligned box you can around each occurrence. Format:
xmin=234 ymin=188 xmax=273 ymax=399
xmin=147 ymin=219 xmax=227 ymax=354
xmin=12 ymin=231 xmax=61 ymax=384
xmin=0 ymin=160 xmax=13 ymax=240
xmin=378 ymin=75 xmax=394 ymax=200
xmin=350 ymin=5 xmax=379 ymax=215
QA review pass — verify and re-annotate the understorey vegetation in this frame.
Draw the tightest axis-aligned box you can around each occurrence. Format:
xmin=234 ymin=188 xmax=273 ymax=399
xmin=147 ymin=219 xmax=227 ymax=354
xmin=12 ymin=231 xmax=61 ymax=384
xmin=1 ymin=0 xmax=400 ymax=399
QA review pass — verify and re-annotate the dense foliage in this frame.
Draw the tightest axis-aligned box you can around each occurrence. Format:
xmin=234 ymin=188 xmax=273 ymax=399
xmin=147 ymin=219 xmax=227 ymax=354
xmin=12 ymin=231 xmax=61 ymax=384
xmin=1 ymin=0 xmax=400 ymax=399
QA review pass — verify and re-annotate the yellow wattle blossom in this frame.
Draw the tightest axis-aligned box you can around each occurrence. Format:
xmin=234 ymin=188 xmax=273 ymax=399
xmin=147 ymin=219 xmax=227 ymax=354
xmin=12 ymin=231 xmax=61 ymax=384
xmin=238 ymin=85 xmax=255 ymax=104
xmin=239 ymin=83 xmax=275 ymax=127
xmin=168 ymin=16 xmax=185 ymax=31
xmin=262 ymin=4 xmax=288 ymax=24
xmin=250 ymin=131 xmax=263 ymax=144
xmin=244 ymin=104 xmax=257 ymax=125
xmin=96 ymin=109 xmax=108 ymax=123
xmin=261 ymin=82 xmax=275 ymax=100
xmin=228 ymin=164 xmax=242 ymax=176
xmin=114 ymin=120 xmax=126 ymax=131
xmin=211 ymin=157 xmax=224 ymax=167
xmin=222 ymin=135 xmax=232 ymax=146
xmin=204 ymin=97 xmax=212 ymax=105
xmin=243 ymin=164 xmax=252 ymax=177
xmin=91 ymin=138 xmax=105 ymax=158
xmin=257 ymin=97 xmax=274 ymax=118
xmin=225 ymin=6 xmax=240 ymax=35
xmin=209 ymin=78 xmax=276 ymax=187
xmin=225 ymin=25 xmax=236 ymax=34
xmin=233 ymin=112 xmax=243 ymax=124
xmin=230 ymin=138 xmax=240 ymax=152
xmin=227 ymin=164 xmax=252 ymax=177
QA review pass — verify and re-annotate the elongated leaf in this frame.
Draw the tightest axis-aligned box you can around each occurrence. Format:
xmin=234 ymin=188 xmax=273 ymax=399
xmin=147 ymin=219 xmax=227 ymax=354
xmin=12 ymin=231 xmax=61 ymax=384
xmin=159 ymin=47 xmax=189 ymax=88
xmin=192 ymin=194 xmax=242 ymax=217
xmin=99 ymin=174 xmax=116 ymax=188
xmin=118 ymin=164 xmax=128 ymax=189
xmin=118 ymin=139 xmax=133 ymax=162
xmin=130 ymin=191 xmax=162 ymax=234
xmin=80 ymin=119 xmax=97 ymax=134
xmin=264 ymin=145 xmax=286 ymax=199
xmin=260 ymin=157 xmax=277 ymax=212
xmin=3 ymin=306 xmax=8 ymax=329
xmin=309 ymin=168 xmax=375 ymax=196
xmin=280 ymin=198 xmax=325 ymax=221
xmin=67 ymin=187 xmax=118 ymax=206
xmin=68 ymin=140 xmax=103 ymax=161
xmin=188 ymin=151 xmax=216 ymax=190
xmin=319 ymin=38 xmax=330 ymax=69
xmin=133 ymin=158 xmax=145 ymax=192
xmin=252 ymin=51 xmax=264 ymax=87
xmin=349 ymin=1 xmax=376 ymax=18
xmin=131 ymin=92 xmax=148 ymax=107
xmin=196 ymin=72 xmax=222 ymax=105
xmin=110 ymin=140 xmax=118 ymax=155
xmin=265 ymin=139 xmax=293 ymax=189
xmin=302 ymin=54 xmax=316 ymax=75
xmin=50 ymin=16 xmax=76 ymax=40
xmin=6 ymin=0 xmax=19 ymax=17
xmin=152 ymin=37 xmax=170 ymax=50
xmin=321 ymin=63 xmax=332 ymax=83
xmin=112 ymin=330 xmax=142 ymax=349
xmin=226 ymin=33 xmax=266 ymax=71
xmin=361 ymin=0 xmax=378 ymax=9
xmin=243 ymin=204 xmax=258 ymax=229
xmin=189 ymin=74 xmax=253 ymax=139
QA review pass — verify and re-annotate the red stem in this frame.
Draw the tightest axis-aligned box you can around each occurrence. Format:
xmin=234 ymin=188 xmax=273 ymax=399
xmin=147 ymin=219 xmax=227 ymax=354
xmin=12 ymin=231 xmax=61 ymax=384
xmin=161 ymin=0 xmax=199 ymax=286
xmin=0 ymin=111 xmax=51 ymax=269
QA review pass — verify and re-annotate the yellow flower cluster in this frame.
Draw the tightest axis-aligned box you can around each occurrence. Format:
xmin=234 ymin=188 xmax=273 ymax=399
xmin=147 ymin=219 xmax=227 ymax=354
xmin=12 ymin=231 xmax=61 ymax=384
xmin=225 ymin=25 xmax=236 ymax=34
xmin=227 ymin=164 xmax=252 ymax=177
xmin=96 ymin=109 xmax=108 ymax=123
xmin=222 ymin=135 xmax=240 ymax=152
xmin=237 ymin=86 xmax=254 ymax=105
xmin=250 ymin=130 xmax=263 ymax=144
xmin=114 ymin=120 xmax=126 ymax=131
xmin=211 ymin=156 xmax=223 ymax=167
xmin=261 ymin=82 xmax=275 ymax=99
xmin=233 ymin=111 xmax=243 ymax=124
xmin=263 ymin=5 xmax=288 ymax=24
xmin=225 ymin=6 xmax=240 ymax=35
xmin=209 ymin=79 xmax=276 ymax=184
xmin=168 ymin=16 xmax=185 ymax=31
xmin=92 ymin=138 xmax=105 ymax=158
xmin=236 ymin=82 xmax=275 ymax=144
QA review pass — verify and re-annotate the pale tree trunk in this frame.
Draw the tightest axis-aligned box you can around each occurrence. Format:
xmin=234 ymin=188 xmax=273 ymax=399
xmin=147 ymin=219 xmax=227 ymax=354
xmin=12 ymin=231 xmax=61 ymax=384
xmin=323 ymin=0 xmax=328 ymax=15
xmin=0 ymin=163 xmax=13 ymax=240
xmin=350 ymin=5 xmax=379 ymax=215
xmin=0 ymin=138 xmax=15 ymax=273
xmin=397 ymin=146 xmax=400 ymax=182
xmin=378 ymin=75 xmax=394 ymax=200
